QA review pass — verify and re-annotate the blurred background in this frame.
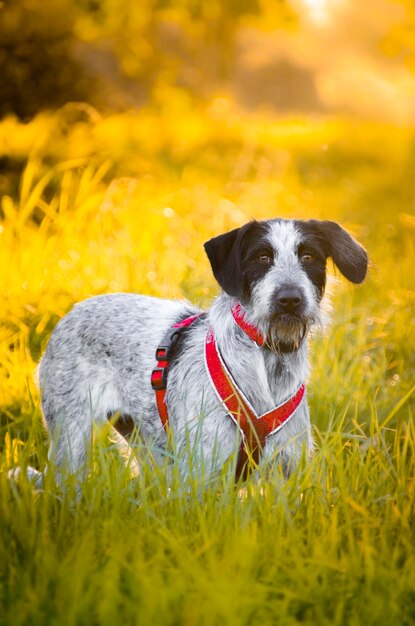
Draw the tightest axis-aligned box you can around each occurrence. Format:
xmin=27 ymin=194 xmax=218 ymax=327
xmin=0 ymin=0 xmax=414 ymax=432
xmin=1 ymin=5 xmax=415 ymax=621
xmin=1 ymin=0 xmax=415 ymax=122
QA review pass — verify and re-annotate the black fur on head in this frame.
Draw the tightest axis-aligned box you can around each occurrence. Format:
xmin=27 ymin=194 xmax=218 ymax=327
xmin=204 ymin=221 xmax=269 ymax=301
xmin=299 ymin=220 xmax=368 ymax=284
xmin=204 ymin=218 xmax=368 ymax=301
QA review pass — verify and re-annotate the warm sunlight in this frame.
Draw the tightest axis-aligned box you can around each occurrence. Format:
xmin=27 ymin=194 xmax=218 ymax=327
xmin=1 ymin=1 xmax=414 ymax=625
xmin=296 ymin=0 xmax=336 ymax=23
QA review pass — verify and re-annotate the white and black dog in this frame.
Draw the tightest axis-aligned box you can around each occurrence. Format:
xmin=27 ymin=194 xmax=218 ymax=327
xmin=28 ymin=218 xmax=367 ymax=485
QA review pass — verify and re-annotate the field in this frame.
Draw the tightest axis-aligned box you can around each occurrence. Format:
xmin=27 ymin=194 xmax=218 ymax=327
xmin=1 ymin=101 xmax=415 ymax=625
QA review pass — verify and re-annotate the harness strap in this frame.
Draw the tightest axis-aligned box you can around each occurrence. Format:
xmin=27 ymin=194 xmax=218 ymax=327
xmin=151 ymin=309 xmax=305 ymax=481
xmin=204 ymin=329 xmax=305 ymax=479
xmin=151 ymin=313 xmax=203 ymax=430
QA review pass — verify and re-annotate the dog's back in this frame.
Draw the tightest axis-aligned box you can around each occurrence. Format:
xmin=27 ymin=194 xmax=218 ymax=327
xmin=39 ymin=293 xmax=197 ymax=472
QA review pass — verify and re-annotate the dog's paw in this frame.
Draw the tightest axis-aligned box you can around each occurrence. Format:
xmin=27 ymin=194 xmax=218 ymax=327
xmin=7 ymin=466 xmax=44 ymax=489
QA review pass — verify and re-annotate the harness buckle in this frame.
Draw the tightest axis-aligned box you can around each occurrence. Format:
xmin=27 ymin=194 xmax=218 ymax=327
xmin=151 ymin=367 xmax=168 ymax=391
xmin=152 ymin=312 xmax=205 ymax=422
xmin=155 ymin=346 xmax=169 ymax=361
xmin=155 ymin=330 xmax=181 ymax=362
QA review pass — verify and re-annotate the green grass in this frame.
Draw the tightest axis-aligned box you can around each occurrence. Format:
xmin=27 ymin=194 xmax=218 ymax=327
xmin=1 ymin=404 xmax=415 ymax=626
xmin=1 ymin=108 xmax=415 ymax=625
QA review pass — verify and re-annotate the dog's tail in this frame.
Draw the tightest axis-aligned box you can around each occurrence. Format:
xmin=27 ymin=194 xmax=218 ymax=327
xmin=7 ymin=466 xmax=44 ymax=489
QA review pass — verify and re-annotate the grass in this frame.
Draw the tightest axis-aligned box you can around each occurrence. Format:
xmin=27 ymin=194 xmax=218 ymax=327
xmin=0 ymin=100 xmax=414 ymax=625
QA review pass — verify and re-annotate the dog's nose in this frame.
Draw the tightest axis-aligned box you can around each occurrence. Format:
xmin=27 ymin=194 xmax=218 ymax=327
xmin=277 ymin=287 xmax=303 ymax=312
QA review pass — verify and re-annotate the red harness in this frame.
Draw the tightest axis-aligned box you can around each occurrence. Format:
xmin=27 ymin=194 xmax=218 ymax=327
xmin=151 ymin=313 xmax=202 ymax=430
xmin=151 ymin=305 xmax=306 ymax=479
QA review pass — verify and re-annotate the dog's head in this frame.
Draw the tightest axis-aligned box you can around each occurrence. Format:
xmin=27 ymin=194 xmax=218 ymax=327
xmin=204 ymin=218 xmax=368 ymax=353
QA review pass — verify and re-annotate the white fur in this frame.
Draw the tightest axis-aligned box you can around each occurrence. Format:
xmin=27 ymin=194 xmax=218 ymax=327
xmin=13 ymin=218 xmax=368 ymax=487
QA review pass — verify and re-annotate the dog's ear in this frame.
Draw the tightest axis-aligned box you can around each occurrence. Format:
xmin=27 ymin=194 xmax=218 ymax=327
xmin=204 ymin=222 xmax=256 ymax=298
xmin=309 ymin=220 xmax=368 ymax=283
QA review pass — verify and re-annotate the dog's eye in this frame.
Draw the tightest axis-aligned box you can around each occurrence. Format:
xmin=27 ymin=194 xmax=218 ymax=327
xmin=301 ymin=252 xmax=314 ymax=263
xmin=257 ymin=254 xmax=272 ymax=264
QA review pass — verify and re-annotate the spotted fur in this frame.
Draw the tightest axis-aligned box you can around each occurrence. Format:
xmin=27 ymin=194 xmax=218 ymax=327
xmin=25 ymin=218 xmax=368 ymax=485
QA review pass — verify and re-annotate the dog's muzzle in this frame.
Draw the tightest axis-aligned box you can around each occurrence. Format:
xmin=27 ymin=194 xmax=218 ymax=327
xmin=265 ymin=286 xmax=313 ymax=353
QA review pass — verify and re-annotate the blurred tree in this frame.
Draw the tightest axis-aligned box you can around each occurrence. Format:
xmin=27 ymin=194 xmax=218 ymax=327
xmin=0 ymin=0 xmax=94 ymax=119
xmin=74 ymin=0 xmax=294 ymax=97
xmin=382 ymin=0 xmax=415 ymax=72
xmin=0 ymin=0 xmax=295 ymax=119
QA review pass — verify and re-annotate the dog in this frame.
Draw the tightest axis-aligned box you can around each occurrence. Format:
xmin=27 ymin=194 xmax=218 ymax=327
xmin=24 ymin=217 xmax=368 ymax=486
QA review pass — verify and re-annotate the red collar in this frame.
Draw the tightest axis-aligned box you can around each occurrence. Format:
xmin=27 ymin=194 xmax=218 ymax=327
xmin=231 ymin=303 xmax=264 ymax=347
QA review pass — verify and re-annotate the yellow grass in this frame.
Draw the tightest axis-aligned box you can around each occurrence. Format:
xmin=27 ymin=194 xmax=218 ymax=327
xmin=0 ymin=100 xmax=414 ymax=625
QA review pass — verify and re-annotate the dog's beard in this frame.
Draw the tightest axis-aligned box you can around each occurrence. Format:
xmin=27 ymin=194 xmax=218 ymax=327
xmin=264 ymin=313 xmax=315 ymax=354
